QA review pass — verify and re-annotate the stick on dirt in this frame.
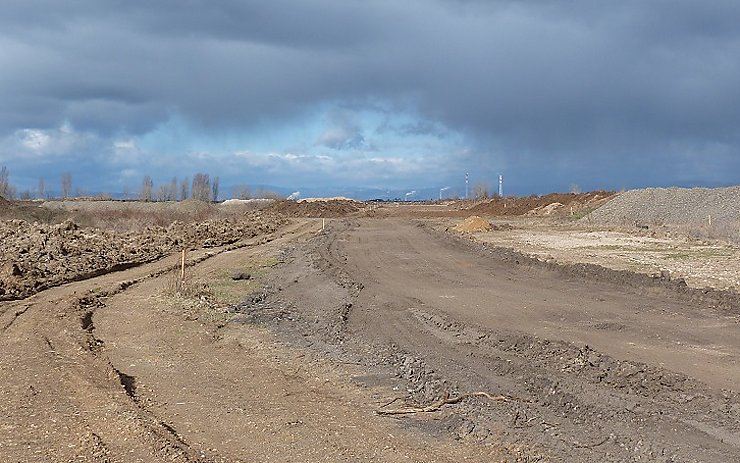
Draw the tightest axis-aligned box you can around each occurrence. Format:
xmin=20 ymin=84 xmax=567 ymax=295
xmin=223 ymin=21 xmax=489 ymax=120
xmin=376 ymin=391 xmax=512 ymax=416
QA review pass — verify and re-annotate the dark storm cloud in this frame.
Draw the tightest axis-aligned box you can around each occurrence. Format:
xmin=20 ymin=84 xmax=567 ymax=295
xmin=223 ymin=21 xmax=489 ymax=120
xmin=1 ymin=0 xmax=739 ymax=189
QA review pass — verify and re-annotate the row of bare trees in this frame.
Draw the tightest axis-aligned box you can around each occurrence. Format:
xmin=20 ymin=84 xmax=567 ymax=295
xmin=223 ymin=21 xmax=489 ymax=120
xmin=0 ymin=166 xmax=230 ymax=202
xmin=1 ymin=166 xmax=75 ymax=200
xmin=139 ymin=173 xmax=220 ymax=202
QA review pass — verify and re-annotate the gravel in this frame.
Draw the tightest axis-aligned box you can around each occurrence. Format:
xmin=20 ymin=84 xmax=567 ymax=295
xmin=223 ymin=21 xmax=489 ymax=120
xmin=585 ymin=186 xmax=740 ymax=228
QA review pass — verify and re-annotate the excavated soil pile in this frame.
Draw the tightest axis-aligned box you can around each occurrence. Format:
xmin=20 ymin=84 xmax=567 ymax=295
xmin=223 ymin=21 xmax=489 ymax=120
xmin=453 ymin=216 xmax=493 ymax=233
xmin=468 ymin=191 xmax=614 ymax=216
xmin=267 ymin=199 xmax=364 ymax=218
xmin=526 ymin=202 xmax=565 ymax=216
xmin=585 ymin=186 xmax=740 ymax=227
xmin=0 ymin=198 xmax=68 ymax=223
xmin=0 ymin=212 xmax=285 ymax=300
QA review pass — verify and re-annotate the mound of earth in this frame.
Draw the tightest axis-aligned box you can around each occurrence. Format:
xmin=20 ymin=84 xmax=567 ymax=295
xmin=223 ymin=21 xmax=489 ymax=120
xmin=468 ymin=191 xmax=614 ymax=216
xmin=0 ymin=212 xmax=285 ymax=300
xmin=267 ymin=199 xmax=363 ymax=218
xmin=0 ymin=199 xmax=68 ymax=223
xmin=453 ymin=216 xmax=493 ymax=233
xmin=526 ymin=202 xmax=565 ymax=216
xmin=584 ymin=186 xmax=740 ymax=228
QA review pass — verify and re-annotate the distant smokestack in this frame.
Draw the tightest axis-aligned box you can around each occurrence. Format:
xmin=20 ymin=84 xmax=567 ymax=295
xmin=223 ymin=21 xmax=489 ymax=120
xmin=498 ymin=175 xmax=503 ymax=197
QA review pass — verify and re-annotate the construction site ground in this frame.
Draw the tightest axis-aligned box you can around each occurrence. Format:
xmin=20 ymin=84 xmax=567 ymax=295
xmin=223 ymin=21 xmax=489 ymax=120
xmin=2 ymin=199 xmax=740 ymax=462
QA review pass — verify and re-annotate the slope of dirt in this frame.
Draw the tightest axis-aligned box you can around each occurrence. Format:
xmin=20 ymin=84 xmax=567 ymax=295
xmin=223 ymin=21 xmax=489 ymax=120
xmin=267 ymin=199 xmax=364 ymax=218
xmin=0 ymin=212 xmax=285 ymax=301
xmin=468 ymin=191 xmax=614 ymax=216
xmin=243 ymin=218 xmax=740 ymax=462
xmin=0 ymin=199 xmax=68 ymax=223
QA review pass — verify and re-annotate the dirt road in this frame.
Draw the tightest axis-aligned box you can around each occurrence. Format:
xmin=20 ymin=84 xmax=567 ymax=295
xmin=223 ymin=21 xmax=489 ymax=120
xmin=253 ymin=218 xmax=740 ymax=462
xmin=0 ymin=219 xmax=501 ymax=462
xmin=3 ymin=215 xmax=740 ymax=462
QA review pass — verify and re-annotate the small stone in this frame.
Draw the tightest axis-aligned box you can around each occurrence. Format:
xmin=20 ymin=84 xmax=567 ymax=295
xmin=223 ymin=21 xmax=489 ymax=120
xmin=231 ymin=272 xmax=251 ymax=281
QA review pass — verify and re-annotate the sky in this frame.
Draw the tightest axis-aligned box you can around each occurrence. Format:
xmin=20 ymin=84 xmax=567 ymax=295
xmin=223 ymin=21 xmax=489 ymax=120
xmin=1 ymin=0 xmax=739 ymax=199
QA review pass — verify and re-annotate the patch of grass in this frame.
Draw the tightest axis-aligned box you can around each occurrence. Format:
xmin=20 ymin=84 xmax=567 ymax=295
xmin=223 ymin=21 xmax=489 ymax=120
xmin=209 ymin=257 xmax=280 ymax=306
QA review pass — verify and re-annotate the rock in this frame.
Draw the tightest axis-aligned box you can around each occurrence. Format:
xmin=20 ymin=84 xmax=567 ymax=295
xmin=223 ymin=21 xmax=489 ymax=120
xmin=11 ymin=263 xmax=23 ymax=276
xmin=231 ymin=272 xmax=251 ymax=281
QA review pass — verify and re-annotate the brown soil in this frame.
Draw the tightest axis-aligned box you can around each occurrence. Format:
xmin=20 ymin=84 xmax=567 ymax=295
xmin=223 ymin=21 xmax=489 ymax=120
xmin=267 ymin=199 xmax=364 ymax=218
xmin=467 ymin=191 xmax=615 ymax=216
xmin=0 ymin=219 xmax=499 ymax=462
xmin=452 ymin=216 xmax=492 ymax=233
xmin=0 ymin=213 xmax=285 ymax=301
xmin=247 ymin=218 xmax=740 ymax=462
xmin=3 ymin=205 xmax=740 ymax=462
xmin=0 ymin=199 xmax=69 ymax=223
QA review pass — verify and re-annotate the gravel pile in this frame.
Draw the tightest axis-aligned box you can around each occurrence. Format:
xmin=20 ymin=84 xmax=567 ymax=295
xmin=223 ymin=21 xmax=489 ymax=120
xmin=585 ymin=186 xmax=740 ymax=227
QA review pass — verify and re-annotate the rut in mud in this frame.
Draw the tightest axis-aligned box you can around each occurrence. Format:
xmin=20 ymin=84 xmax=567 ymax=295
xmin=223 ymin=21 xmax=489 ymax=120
xmin=242 ymin=218 xmax=740 ymax=462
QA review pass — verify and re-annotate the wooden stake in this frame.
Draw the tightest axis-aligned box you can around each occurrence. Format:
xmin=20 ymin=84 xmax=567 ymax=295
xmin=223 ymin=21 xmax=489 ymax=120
xmin=180 ymin=249 xmax=186 ymax=281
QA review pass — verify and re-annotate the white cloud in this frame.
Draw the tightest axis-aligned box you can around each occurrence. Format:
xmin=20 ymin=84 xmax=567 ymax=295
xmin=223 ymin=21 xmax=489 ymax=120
xmin=3 ymin=122 xmax=99 ymax=160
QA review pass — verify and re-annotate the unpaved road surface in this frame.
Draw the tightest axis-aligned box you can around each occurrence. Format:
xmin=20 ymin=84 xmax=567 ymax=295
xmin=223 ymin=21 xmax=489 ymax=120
xmin=251 ymin=218 xmax=740 ymax=462
xmin=1 ymin=219 xmax=499 ymax=462
xmin=3 ymin=215 xmax=740 ymax=462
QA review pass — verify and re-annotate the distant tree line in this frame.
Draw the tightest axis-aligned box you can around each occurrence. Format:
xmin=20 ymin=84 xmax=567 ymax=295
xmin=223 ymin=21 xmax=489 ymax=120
xmin=139 ymin=173 xmax=220 ymax=202
xmin=0 ymin=165 xmax=279 ymax=202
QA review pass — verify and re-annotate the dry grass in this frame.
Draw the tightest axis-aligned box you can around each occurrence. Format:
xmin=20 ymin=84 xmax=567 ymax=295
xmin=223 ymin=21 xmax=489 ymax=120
xmin=163 ymin=269 xmax=213 ymax=299
xmin=8 ymin=199 xmax=272 ymax=233
xmin=71 ymin=202 xmax=220 ymax=232
xmin=680 ymin=220 xmax=740 ymax=244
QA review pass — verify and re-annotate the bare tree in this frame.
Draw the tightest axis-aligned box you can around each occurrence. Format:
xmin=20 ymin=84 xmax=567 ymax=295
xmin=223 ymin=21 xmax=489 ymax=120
xmin=191 ymin=173 xmax=211 ymax=202
xmin=37 ymin=177 xmax=46 ymax=199
xmin=61 ymin=172 xmax=72 ymax=199
xmin=156 ymin=184 xmax=168 ymax=202
xmin=140 ymin=175 xmax=154 ymax=202
xmin=211 ymin=176 xmax=220 ymax=202
xmin=472 ymin=182 xmax=490 ymax=200
xmin=0 ymin=166 xmax=11 ymax=199
xmin=231 ymin=184 xmax=251 ymax=199
xmin=180 ymin=177 xmax=189 ymax=201
xmin=170 ymin=177 xmax=178 ymax=201
xmin=254 ymin=188 xmax=283 ymax=200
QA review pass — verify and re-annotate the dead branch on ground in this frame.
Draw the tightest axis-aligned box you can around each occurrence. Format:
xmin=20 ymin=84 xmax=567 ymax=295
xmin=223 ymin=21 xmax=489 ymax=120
xmin=376 ymin=391 xmax=515 ymax=416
